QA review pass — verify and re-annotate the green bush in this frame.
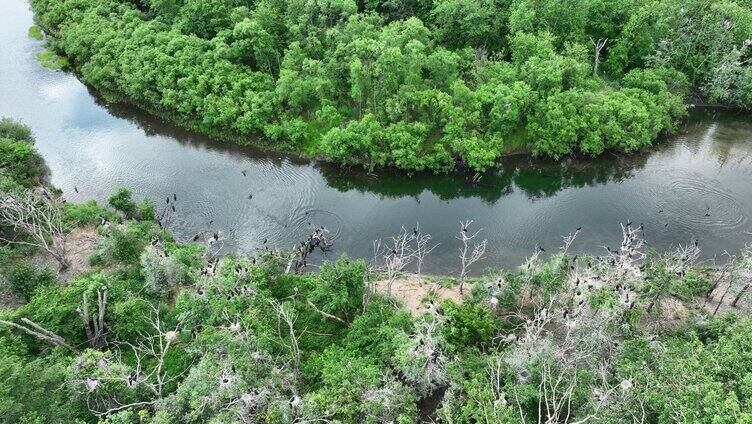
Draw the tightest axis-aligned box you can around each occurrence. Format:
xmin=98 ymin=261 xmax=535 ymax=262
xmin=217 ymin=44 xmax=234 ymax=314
xmin=62 ymin=200 xmax=116 ymax=227
xmin=28 ymin=25 xmax=44 ymax=40
xmin=6 ymin=261 xmax=56 ymax=301
xmin=36 ymin=50 xmax=69 ymax=70
xmin=0 ymin=138 xmax=46 ymax=188
xmin=107 ymin=187 xmax=137 ymax=217
xmin=0 ymin=118 xmax=35 ymax=143
xmin=137 ymin=199 xmax=156 ymax=221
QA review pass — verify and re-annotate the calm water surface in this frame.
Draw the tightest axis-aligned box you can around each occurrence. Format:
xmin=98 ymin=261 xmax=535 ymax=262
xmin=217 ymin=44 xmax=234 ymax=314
xmin=2 ymin=0 xmax=752 ymax=273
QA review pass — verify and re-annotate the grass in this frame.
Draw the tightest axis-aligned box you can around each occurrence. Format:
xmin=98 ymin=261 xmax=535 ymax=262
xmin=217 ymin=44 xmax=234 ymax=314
xmin=28 ymin=25 xmax=44 ymax=40
xmin=36 ymin=50 xmax=70 ymax=71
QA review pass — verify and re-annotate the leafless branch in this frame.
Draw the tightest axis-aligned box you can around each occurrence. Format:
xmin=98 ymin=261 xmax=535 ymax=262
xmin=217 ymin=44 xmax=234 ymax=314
xmin=457 ymin=220 xmax=487 ymax=294
xmin=0 ymin=188 xmax=69 ymax=269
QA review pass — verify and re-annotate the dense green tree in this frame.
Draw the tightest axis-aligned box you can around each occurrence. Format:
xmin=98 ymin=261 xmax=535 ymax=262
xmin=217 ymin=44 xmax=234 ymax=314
xmin=30 ymin=0 xmax=741 ymax=173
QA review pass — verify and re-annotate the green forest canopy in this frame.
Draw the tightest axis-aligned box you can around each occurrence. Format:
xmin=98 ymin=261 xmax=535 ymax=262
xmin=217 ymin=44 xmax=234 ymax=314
xmin=29 ymin=0 xmax=752 ymax=172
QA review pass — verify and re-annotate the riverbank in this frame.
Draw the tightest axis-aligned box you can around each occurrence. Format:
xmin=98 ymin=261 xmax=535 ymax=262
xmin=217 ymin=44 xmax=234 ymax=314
xmin=4 ymin=116 xmax=752 ymax=422
xmin=4 ymin=181 xmax=752 ymax=422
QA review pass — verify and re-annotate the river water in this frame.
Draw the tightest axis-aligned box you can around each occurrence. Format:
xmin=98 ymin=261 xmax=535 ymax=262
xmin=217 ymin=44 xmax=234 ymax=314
xmin=2 ymin=0 xmax=752 ymax=273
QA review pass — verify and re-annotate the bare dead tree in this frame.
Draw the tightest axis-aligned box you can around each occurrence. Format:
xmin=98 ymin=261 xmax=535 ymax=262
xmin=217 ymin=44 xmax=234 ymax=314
xmin=285 ymin=225 xmax=333 ymax=274
xmin=155 ymin=199 xmax=175 ymax=230
xmin=560 ymin=229 xmax=581 ymax=254
xmin=79 ymin=288 xmax=108 ymax=349
xmin=119 ymin=306 xmax=178 ymax=400
xmin=0 ymin=317 xmax=77 ymax=352
xmin=590 ymin=38 xmax=608 ymax=76
xmin=71 ymin=304 xmax=181 ymax=417
xmin=371 ymin=226 xmax=416 ymax=295
xmin=305 ymin=299 xmax=346 ymax=325
xmin=457 ymin=220 xmax=487 ymax=294
xmin=398 ymin=301 xmax=448 ymax=397
xmin=507 ymin=287 xmax=632 ymax=424
xmin=411 ymin=223 xmax=439 ymax=281
xmin=705 ymin=254 xmax=734 ymax=299
xmin=0 ymin=188 xmax=69 ymax=269
xmin=723 ymin=243 xmax=752 ymax=310
xmin=268 ymin=298 xmax=302 ymax=410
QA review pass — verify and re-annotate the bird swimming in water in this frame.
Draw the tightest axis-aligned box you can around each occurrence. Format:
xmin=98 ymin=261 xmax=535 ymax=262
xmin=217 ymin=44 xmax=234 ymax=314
xmin=74 ymin=186 xmax=78 ymax=193
xmin=173 ymin=194 xmax=177 ymax=201
xmin=248 ymin=194 xmax=253 ymax=199
xmin=242 ymin=170 xmax=247 ymax=176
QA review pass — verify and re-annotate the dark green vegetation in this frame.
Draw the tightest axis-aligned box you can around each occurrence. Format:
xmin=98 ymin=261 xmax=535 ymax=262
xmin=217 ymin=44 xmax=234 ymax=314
xmin=4 ymin=119 xmax=752 ymax=422
xmin=28 ymin=0 xmax=752 ymax=172
xmin=0 ymin=118 xmax=47 ymax=192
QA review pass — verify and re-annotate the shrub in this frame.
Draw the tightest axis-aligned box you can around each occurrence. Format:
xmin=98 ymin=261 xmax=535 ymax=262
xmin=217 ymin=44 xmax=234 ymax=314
xmin=28 ymin=25 xmax=44 ymax=40
xmin=36 ymin=50 xmax=69 ymax=70
xmin=107 ymin=187 xmax=137 ymax=217
xmin=0 ymin=118 xmax=35 ymax=143
xmin=6 ymin=261 xmax=56 ymax=301
xmin=137 ymin=199 xmax=156 ymax=221
xmin=62 ymin=200 xmax=116 ymax=227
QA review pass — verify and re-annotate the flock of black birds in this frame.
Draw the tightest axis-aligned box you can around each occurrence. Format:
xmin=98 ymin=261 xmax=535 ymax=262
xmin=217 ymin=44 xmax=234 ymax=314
xmin=147 ymin=168 xmax=335 ymax=274
xmin=66 ymin=169 xmax=720 ymax=276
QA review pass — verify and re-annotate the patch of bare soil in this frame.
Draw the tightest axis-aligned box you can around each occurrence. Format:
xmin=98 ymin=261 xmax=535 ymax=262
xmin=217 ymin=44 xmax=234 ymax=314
xmin=647 ymin=273 xmax=751 ymax=330
xmin=32 ymin=226 xmax=99 ymax=284
xmin=373 ymin=274 xmax=464 ymax=316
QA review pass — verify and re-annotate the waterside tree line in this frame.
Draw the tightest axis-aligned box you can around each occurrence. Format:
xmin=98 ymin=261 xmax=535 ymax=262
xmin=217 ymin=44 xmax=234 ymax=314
xmin=28 ymin=0 xmax=752 ymax=172
xmin=3 ymin=119 xmax=752 ymax=423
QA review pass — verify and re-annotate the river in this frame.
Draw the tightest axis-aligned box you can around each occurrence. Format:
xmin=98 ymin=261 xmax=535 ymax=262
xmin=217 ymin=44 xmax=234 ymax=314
xmin=2 ymin=0 xmax=752 ymax=273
